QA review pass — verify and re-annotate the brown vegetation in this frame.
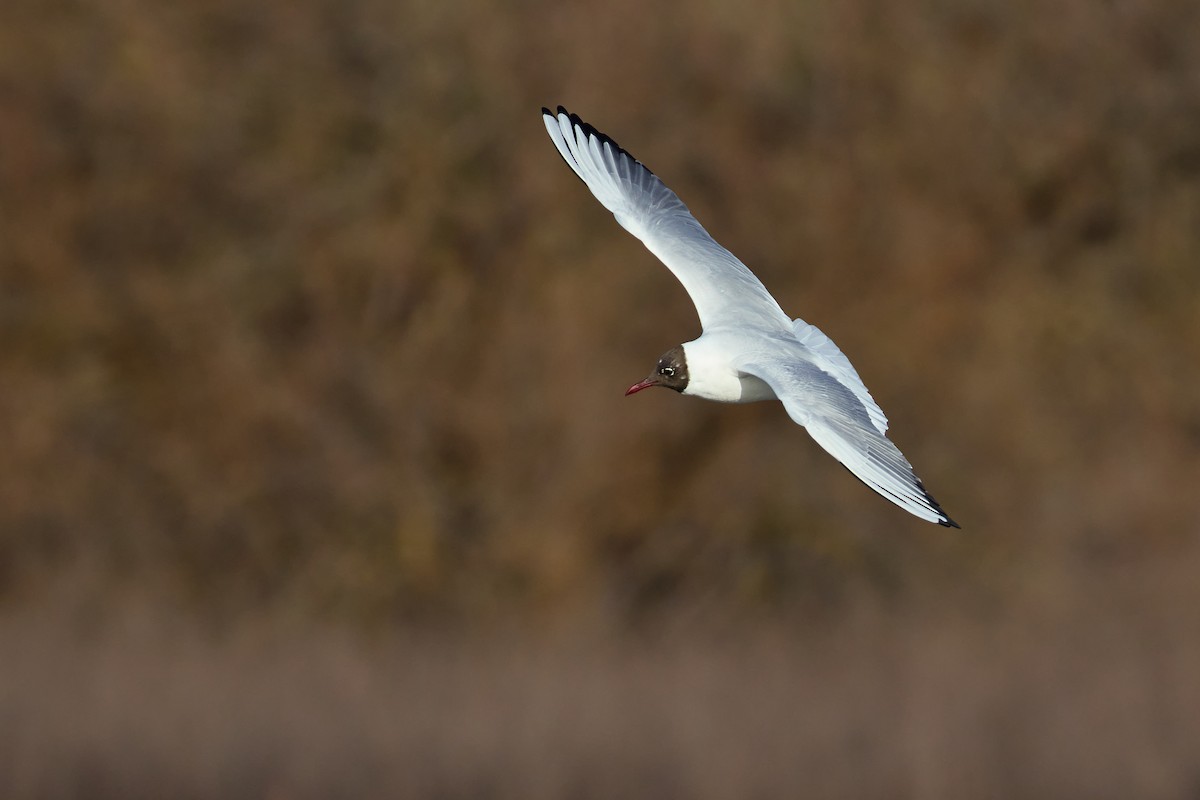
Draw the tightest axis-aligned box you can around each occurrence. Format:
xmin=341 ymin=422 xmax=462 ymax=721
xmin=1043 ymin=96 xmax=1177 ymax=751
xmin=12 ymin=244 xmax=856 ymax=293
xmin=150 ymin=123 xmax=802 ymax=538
xmin=1 ymin=0 xmax=1199 ymax=794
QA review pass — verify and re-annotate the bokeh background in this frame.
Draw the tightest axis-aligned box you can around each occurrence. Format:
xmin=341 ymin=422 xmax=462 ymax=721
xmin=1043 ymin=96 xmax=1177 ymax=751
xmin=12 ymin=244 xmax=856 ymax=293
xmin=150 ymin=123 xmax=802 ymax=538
xmin=2 ymin=0 xmax=1199 ymax=796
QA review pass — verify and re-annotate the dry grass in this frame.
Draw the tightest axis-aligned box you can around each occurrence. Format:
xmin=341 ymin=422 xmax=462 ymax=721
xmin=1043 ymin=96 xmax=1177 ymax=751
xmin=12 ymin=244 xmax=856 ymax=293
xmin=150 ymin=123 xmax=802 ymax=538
xmin=1 ymin=0 xmax=1199 ymax=793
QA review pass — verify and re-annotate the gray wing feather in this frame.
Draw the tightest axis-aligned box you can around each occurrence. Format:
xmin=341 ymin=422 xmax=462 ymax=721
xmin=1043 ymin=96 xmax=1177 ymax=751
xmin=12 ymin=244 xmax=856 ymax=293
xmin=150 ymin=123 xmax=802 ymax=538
xmin=792 ymin=318 xmax=889 ymax=434
xmin=543 ymin=107 xmax=791 ymax=333
xmin=737 ymin=355 xmax=956 ymax=526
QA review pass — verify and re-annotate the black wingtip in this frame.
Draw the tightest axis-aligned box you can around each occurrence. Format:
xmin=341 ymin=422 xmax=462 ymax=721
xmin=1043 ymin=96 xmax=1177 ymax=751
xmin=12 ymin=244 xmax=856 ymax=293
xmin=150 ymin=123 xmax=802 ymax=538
xmin=915 ymin=477 xmax=960 ymax=529
xmin=542 ymin=105 xmax=644 ymax=168
xmin=839 ymin=466 xmax=962 ymax=529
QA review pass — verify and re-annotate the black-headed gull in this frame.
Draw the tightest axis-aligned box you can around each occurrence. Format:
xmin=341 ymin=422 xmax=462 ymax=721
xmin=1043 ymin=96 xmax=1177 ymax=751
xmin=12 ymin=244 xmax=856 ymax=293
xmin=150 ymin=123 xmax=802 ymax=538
xmin=542 ymin=106 xmax=958 ymax=527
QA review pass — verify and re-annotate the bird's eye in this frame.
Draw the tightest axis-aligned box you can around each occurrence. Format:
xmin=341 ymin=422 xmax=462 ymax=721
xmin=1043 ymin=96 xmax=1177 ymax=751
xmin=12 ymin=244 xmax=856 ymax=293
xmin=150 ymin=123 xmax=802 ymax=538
xmin=660 ymin=366 xmax=675 ymax=377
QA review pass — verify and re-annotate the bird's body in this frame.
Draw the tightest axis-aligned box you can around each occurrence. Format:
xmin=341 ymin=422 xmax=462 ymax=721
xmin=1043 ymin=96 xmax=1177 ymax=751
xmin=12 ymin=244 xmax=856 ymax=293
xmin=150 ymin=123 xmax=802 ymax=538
xmin=542 ymin=106 xmax=958 ymax=528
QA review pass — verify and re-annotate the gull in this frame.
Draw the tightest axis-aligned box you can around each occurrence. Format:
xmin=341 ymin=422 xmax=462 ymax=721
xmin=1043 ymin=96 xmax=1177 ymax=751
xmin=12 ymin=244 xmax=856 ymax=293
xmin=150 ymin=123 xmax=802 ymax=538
xmin=542 ymin=106 xmax=959 ymax=527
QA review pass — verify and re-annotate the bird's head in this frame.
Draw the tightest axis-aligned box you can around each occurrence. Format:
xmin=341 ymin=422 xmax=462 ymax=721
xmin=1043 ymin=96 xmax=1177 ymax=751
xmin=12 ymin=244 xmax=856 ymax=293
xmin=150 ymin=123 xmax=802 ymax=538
xmin=626 ymin=345 xmax=689 ymax=396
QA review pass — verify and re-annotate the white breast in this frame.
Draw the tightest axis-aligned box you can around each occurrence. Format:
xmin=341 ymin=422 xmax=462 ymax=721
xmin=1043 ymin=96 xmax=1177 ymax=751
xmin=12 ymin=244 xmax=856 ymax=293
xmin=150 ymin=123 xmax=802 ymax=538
xmin=680 ymin=336 xmax=778 ymax=403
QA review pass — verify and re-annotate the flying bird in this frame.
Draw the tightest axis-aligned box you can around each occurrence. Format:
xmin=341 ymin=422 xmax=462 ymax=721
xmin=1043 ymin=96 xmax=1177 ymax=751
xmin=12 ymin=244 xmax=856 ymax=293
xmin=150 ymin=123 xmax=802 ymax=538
xmin=542 ymin=106 xmax=958 ymax=527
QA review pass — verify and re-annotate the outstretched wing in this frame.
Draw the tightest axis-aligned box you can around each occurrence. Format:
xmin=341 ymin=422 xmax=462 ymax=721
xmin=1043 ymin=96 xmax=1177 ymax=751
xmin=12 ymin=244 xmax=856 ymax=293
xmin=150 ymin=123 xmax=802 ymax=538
xmin=736 ymin=354 xmax=958 ymax=527
xmin=542 ymin=106 xmax=791 ymax=333
xmin=792 ymin=317 xmax=889 ymax=435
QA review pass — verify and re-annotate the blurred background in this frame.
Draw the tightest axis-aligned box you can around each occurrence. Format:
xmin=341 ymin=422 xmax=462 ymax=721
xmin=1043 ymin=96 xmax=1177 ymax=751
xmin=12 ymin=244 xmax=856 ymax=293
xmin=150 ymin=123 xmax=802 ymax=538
xmin=2 ymin=0 xmax=1199 ymax=796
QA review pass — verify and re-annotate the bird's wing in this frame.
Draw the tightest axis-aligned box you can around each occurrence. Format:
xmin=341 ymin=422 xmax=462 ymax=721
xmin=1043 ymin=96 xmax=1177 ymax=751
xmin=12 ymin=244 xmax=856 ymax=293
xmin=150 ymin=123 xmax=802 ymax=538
xmin=543 ymin=106 xmax=791 ymax=333
xmin=791 ymin=317 xmax=889 ymax=435
xmin=736 ymin=353 xmax=958 ymax=527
